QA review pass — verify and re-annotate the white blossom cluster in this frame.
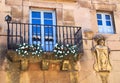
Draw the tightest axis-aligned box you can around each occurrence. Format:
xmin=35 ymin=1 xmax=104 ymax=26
xmin=53 ymin=43 xmax=78 ymax=59
xmin=16 ymin=43 xmax=43 ymax=57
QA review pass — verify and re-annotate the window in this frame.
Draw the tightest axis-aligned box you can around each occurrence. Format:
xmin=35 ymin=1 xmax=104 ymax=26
xmin=30 ymin=10 xmax=56 ymax=51
xmin=96 ymin=12 xmax=115 ymax=34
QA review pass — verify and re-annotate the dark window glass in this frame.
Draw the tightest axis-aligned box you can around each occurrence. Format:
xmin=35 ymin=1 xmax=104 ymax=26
xmin=32 ymin=19 xmax=41 ymax=24
xmin=32 ymin=11 xmax=41 ymax=18
xmin=44 ymin=20 xmax=53 ymax=25
xmin=44 ymin=12 xmax=52 ymax=19
xmin=106 ymin=21 xmax=111 ymax=26
xmin=105 ymin=15 xmax=110 ymax=20
xmin=97 ymin=20 xmax=102 ymax=25
xmin=97 ymin=14 xmax=102 ymax=19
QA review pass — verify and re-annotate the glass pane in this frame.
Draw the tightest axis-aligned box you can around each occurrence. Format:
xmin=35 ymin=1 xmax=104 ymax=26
xmin=32 ymin=11 xmax=41 ymax=18
xmin=44 ymin=12 xmax=52 ymax=19
xmin=97 ymin=20 xmax=102 ymax=25
xmin=44 ymin=20 xmax=53 ymax=25
xmin=97 ymin=14 xmax=102 ymax=19
xmin=106 ymin=21 xmax=111 ymax=26
xmin=105 ymin=15 xmax=110 ymax=20
xmin=32 ymin=26 xmax=41 ymax=35
xmin=32 ymin=19 xmax=41 ymax=24
xmin=44 ymin=27 xmax=53 ymax=36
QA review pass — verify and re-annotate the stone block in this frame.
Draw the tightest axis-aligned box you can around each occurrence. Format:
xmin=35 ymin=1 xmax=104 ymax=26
xmin=5 ymin=0 xmax=22 ymax=6
xmin=78 ymin=0 xmax=92 ymax=8
xmin=109 ymin=0 xmax=120 ymax=4
xmin=0 ymin=71 xmax=7 ymax=83
xmin=93 ymin=3 xmax=116 ymax=11
xmin=56 ymin=8 xmax=63 ymax=25
xmin=110 ymin=51 xmax=120 ymax=61
xmin=11 ymin=6 xmax=22 ymax=20
xmin=111 ymin=61 xmax=120 ymax=72
xmin=109 ymin=71 xmax=120 ymax=83
xmin=83 ymin=40 xmax=93 ymax=50
xmin=107 ymin=41 xmax=120 ymax=50
xmin=63 ymin=9 xmax=74 ymax=21
xmin=92 ymin=0 xmax=108 ymax=4
xmin=0 ymin=25 xmax=2 ymax=32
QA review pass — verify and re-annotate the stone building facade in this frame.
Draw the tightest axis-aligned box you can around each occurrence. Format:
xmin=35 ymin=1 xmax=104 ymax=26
xmin=0 ymin=0 xmax=120 ymax=83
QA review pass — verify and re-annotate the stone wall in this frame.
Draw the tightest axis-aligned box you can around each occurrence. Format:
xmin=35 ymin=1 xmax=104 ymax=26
xmin=0 ymin=0 xmax=120 ymax=83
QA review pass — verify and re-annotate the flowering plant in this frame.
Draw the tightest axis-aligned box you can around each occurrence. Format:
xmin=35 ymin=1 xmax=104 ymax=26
xmin=53 ymin=43 xmax=79 ymax=60
xmin=16 ymin=43 xmax=43 ymax=57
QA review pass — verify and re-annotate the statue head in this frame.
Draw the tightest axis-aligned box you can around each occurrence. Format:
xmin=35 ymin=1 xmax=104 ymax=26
xmin=97 ymin=39 xmax=105 ymax=46
xmin=93 ymin=34 xmax=106 ymax=46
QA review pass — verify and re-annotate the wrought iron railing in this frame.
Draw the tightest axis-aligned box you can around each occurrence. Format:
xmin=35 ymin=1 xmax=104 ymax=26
xmin=6 ymin=21 xmax=83 ymax=52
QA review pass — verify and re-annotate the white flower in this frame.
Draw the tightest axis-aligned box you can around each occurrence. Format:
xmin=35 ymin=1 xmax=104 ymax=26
xmin=54 ymin=50 xmax=57 ymax=52
xmin=40 ymin=50 xmax=42 ymax=52
xmin=60 ymin=51 xmax=62 ymax=54
xmin=21 ymin=47 xmax=24 ymax=49
xmin=23 ymin=43 xmax=26 ymax=45
xmin=60 ymin=55 xmax=63 ymax=58
xmin=55 ymin=43 xmax=58 ymax=47
xmin=24 ymin=51 xmax=27 ymax=53
xmin=67 ymin=51 xmax=69 ymax=53
xmin=65 ymin=53 xmax=67 ymax=55
xmin=66 ymin=44 xmax=69 ymax=47
xmin=37 ymin=47 xmax=40 ymax=49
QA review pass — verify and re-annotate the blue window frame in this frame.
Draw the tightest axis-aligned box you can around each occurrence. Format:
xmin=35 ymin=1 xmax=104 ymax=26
xmin=30 ymin=10 xmax=56 ymax=51
xmin=96 ymin=12 xmax=114 ymax=34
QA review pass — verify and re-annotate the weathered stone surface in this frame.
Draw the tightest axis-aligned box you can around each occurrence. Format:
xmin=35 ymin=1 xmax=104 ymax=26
xmin=110 ymin=51 xmax=120 ymax=61
xmin=92 ymin=0 xmax=108 ymax=4
xmin=93 ymin=3 xmax=116 ymax=11
xmin=63 ymin=9 xmax=74 ymax=21
xmin=56 ymin=8 xmax=63 ymax=25
xmin=5 ymin=0 xmax=22 ymax=6
xmin=30 ymin=0 xmax=76 ymax=3
xmin=78 ymin=0 xmax=92 ymax=8
xmin=0 ymin=25 xmax=2 ymax=32
xmin=107 ymin=41 xmax=120 ymax=50
xmin=11 ymin=6 xmax=22 ymax=22
xmin=0 ymin=71 xmax=7 ymax=83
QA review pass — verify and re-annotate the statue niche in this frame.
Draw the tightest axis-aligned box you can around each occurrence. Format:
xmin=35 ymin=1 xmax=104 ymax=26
xmin=91 ymin=34 xmax=112 ymax=83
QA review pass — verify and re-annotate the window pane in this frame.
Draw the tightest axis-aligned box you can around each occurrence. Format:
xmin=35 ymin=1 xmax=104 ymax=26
xmin=44 ymin=12 xmax=52 ymax=19
xmin=44 ymin=20 xmax=53 ymax=25
xmin=44 ymin=27 xmax=53 ymax=36
xmin=97 ymin=20 xmax=102 ymax=25
xmin=32 ymin=19 xmax=41 ymax=24
xmin=97 ymin=14 xmax=102 ymax=19
xmin=32 ymin=11 xmax=41 ymax=18
xmin=106 ymin=21 xmax=111 ymax=26
xmin=105 ymin=15 xmax=110 ymax=20
xmin=32 ymin=26 xmax=41 ymax=34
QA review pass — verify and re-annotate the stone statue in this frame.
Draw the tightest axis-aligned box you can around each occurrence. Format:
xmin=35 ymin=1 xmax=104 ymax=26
xmin=91 ymin=34 xmax=112 ymax=83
